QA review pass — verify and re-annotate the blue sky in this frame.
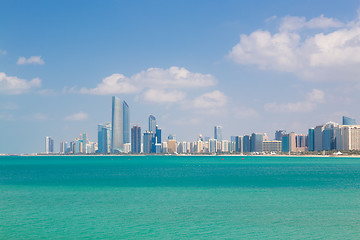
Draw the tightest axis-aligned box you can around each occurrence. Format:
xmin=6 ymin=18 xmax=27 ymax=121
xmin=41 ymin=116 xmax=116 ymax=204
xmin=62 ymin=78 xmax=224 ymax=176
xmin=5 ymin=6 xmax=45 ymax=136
xmin=1 ymin=0 xmax=360 ymax=153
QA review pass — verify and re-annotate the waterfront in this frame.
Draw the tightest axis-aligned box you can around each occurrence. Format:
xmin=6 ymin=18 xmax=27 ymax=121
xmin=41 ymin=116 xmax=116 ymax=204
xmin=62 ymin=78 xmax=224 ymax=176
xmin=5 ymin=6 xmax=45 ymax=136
xmin=1 ymin=156 xmax=360 ymax=239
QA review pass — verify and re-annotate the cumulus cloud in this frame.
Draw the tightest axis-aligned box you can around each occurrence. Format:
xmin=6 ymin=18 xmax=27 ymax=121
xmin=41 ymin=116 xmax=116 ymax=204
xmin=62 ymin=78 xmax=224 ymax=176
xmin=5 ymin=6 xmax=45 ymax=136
xmin=142 ymin=89 xmax=186 ymax=103
xmin=264 ymin=89 xmax=325 ymax=113
xmin=78 ymin=66 xmax=220 ymax=105
xmin=0 ymin=49 xmax=6 ymax=55
xmin=64 ymin=111 xmax=88 ymax=121
xmin=79 ymin=74 xmax=138 ymax=95
xmin=80 ymin=66 xmax=217 ymax=96
xmin=17 ymin=56 xmax=45 ymax=65
xmin=279 ymin=15 xmax=343 ymax=32
xmin=0 ymin=72 xmax=41 ymax=94
xmin=193 ymin=90 xmax=227 ymax=109
xmin=228 ymin=11 xmax=360 ymax=81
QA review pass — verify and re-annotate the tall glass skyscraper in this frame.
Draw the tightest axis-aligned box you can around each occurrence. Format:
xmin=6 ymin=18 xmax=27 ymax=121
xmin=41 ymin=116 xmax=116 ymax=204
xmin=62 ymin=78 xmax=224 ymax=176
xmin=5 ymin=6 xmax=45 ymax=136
xmin=314 ymin=125 xmax=324 ymax=151
xmin=123 ymin=101 xmax=130 ymax=144
xmin=250 ymin=133 xmax=263 ymax=152
xmin=98 ymin=123 xmax=111 ymax=153
xmin=111 ymin=96 xmax=130 ymax=153
xmin=275 ymin=130 xmax=286 ymax=141
xmin=155 ymin=125 xmax=161 ymax=144
xmin=235 ymin=136 xmax=243 ymax=152
xmin=322 ymin=122 xmax=338 ymax=151
xmin=343 ymin=116 xmax=357 ymax=125
xmin=308 ymin=128 xmax=314 ymax=151
xmin=131 ymin=125 xmax=141 ymax=153
xmin=149 ymin=115 xmax=156 ymax=133
xmin=214 ymin=126 xmax=222 ymax=142
xmin=143 ymin=131 xmax=153 ymax=154
xmin=243 ymin=135 xmax=250 ymax=153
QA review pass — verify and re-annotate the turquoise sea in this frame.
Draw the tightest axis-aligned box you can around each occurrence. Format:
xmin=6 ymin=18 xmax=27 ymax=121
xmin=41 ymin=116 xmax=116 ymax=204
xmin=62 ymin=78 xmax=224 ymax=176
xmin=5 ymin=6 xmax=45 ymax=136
xmin=1 ymin=155 xmax=360 ymax=239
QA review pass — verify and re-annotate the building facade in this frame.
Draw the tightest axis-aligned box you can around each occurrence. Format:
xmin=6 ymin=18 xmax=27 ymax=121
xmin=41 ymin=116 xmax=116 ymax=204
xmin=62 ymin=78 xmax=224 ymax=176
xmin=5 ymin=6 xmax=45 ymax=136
xmin=131 ymin=125 xmax=141 ymax=153
xmin=111 ymin=96 xmax=130 ymax=153
xmin=214 ymin=126 xmax=223 ymax=142
xmin=45 ymin=136 xmax=54 ymax=153
xmin=98 ymin=123 xmax=112 ymax=153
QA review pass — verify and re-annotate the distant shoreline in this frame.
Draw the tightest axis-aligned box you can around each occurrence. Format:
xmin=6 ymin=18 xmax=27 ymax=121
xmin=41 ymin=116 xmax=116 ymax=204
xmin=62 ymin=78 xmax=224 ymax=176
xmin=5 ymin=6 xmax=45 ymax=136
xmin=2 ymin=153 xmax=360 ymax=158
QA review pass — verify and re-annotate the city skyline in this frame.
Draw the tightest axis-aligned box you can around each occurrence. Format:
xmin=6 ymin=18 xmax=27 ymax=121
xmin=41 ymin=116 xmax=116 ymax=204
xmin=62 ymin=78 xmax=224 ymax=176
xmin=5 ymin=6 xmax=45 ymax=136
xmin=2 ymin=1 xmax=360 ymax=153
xmin=51 ymin=95 xmax=359 ymax=155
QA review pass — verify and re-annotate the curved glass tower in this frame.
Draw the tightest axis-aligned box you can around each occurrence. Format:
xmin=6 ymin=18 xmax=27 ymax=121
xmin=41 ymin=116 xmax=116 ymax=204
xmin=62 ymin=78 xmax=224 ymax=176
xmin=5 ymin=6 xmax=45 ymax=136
xmin=148 ymin=115 xmax=156 ymax=133
xmin=111 ymin=96 xmax=130 ymax=153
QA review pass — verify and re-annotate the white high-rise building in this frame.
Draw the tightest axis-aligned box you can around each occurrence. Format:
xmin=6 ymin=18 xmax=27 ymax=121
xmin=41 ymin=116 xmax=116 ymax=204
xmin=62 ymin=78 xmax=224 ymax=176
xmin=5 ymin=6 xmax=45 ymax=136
xmin=45 ymin=136 xmax=54 ymax=153
xmin=222 ymin=140 xmax=229 ymax=152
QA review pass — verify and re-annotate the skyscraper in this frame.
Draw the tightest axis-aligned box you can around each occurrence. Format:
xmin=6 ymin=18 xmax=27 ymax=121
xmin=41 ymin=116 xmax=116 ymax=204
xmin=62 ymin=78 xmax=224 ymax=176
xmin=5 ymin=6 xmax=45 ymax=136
xmin=168 ymin=134 xmax=176 ymax=140
xmin=322 ymin=122 xmax=338 ymax=151
xmin=155 ymin=125 xmax=161 ymax=144
xmin=214 ymin=126 xmax=223 ymax=142
xmin=131 ymin=125 xmax=141 ymax=153
xmin=235 ymin=136 xmax=243 ymax=153
xmin=243 ymin=135 xmax=251 ymax=153
xmin=123 ymin=101 xmax=130 ymax=144
xmin=275 ymin=130 xmax=286 ymax=141
xmin=314 ymin=125 xmax=325 ymax=151
xmin=148 ymin=115 xmax=156 ymax=133
xmin=143 ymin=131 xmax=153 ymax=154
xmin=111 ymin=96 xmax=130 ymax=153
xmin=151 ymin=125 xmax=162 ymax=153
xmin=98 ymin=123 xmax=112 ymax=153
xmin=60 ymin=141 xmax=67 ymax=154
xmin=308 ymin=128 xmax=315 ymax=151
xmin=81 ymin=133 xmax=88 ymax=153
xmin=250 ymin=133 xmax=264 ymax=152
xmin=343 ymin=116 xmax=357 ymax=125
xmin=209 ymin=139 xmax=217 ymax=153
xmin=167 ymin=139 xmax=177 ymax=153
xmin=45 ymin=136 xmax=54 ymax=153
xmin=281 ymin=133 xmax=296 ymax=153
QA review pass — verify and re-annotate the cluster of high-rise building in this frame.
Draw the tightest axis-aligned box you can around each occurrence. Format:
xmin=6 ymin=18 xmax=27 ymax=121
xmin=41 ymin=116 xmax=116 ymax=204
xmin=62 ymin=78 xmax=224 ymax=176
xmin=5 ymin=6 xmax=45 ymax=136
xmin=45 ymin=96 xmax=360 ymax=154
xmin=56 ymin=133 xmax=98 ymax=154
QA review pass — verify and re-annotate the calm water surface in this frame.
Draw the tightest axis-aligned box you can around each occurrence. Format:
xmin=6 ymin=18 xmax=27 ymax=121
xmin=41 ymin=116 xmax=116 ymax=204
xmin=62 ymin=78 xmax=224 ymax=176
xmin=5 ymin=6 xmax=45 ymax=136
xmin=1 ymin=155 xmax=360 ymax=239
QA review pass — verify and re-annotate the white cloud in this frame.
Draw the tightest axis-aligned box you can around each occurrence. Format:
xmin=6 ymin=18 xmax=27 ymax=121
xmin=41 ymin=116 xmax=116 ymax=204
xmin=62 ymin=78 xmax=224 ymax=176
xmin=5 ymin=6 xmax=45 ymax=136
xmin=0 ymin=72 xmax=41 ymax=94
xmin=0 ymin=49 xmax=6 ymax=55
xmin=17 ymin=56 xmax=45 ymax=65
xmin=306 ymin=14 xmax=343 ymax=29
xmin=265 ymin=16 xmax=277 ymax=23
xmin=79 ymin=74 xmax=138 ymax=95
xmin=79 ymin=66 xmax=219 ymax=105
xmin=80 ymin=66 xmax=217 ymax=96
xmin=228 ymin=12 xmax=360 ymax=81
xmin=131 ymin=66 xmax=216 ymax=89
xmin=193 ymin=90 xmax=227 ymax=109
xmin=279 ymin=15 xmax=343 ymax=32
xmin=142 ymin=89 xmax=186 ymax=103
xmin=264 ymin=89 xmax=325 ymax=113
xmin=64 ymin=111 xmax=88 ymax=121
